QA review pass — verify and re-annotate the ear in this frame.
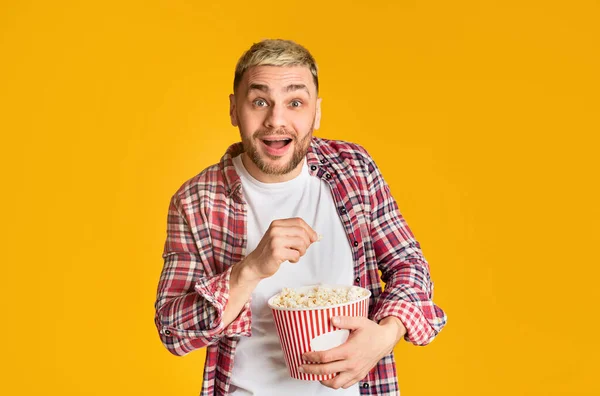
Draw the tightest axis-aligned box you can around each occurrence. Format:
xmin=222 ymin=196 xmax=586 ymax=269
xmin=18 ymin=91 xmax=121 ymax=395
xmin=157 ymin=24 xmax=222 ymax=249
xmin=313 ymin=98 xmax=322 ymax=130
xmin=229 ymin=94 xmax=238 ymax=127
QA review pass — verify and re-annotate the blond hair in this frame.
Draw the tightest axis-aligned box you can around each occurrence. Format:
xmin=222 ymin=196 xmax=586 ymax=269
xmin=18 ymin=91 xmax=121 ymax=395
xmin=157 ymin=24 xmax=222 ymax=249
xmin=233 ymin=39 xmax=319 ymax=93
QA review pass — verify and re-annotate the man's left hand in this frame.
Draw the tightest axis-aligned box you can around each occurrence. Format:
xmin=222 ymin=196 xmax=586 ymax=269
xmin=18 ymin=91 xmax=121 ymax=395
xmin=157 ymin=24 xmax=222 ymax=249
xmin=300 ymin=316 xmax=407 ymax=390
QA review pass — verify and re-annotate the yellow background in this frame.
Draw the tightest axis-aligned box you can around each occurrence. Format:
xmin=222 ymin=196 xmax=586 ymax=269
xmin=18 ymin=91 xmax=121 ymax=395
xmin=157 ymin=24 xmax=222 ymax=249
xmin=1 ymin=0 xmax=598 ymax=395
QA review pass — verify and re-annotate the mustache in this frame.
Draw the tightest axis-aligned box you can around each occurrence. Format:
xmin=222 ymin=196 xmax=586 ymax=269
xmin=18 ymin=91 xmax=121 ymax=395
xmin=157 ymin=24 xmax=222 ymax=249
xmin=253 ymin=129 xmax=297 ymax=140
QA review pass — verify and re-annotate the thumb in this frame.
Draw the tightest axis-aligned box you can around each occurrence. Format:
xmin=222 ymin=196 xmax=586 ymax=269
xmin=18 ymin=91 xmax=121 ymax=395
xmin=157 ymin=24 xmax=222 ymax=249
xmin=331 ymin=316 xmax=368 ymax=330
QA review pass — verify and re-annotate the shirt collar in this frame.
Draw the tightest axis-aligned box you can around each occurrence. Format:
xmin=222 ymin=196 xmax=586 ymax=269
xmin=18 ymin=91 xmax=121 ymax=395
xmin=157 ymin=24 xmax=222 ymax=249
xmin=219 ymin=137 xmax=329 ymax=199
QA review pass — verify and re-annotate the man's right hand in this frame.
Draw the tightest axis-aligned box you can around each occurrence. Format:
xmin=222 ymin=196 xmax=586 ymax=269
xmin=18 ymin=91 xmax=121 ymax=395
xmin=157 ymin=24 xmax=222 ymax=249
xmin=225 ymin=218 xmax=318 ymax=328
xmin=242 ymin=217 xmax=319 ymax=281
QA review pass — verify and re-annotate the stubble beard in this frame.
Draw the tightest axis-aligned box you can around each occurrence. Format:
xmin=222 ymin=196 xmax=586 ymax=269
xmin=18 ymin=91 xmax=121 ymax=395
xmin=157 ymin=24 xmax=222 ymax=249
xmin=241 ymin=127 xmax=313 ymax=176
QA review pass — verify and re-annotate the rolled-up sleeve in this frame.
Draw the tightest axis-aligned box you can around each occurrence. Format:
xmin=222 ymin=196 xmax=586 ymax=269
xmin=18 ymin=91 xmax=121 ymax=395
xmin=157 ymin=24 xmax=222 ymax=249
xmin=154 ymin=195 xmax=252 ymax=356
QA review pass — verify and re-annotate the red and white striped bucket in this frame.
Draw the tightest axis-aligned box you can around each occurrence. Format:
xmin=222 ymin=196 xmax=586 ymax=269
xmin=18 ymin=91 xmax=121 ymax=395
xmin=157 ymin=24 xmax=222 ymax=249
xmin=268 ymin=285 xmax=370 ymax=381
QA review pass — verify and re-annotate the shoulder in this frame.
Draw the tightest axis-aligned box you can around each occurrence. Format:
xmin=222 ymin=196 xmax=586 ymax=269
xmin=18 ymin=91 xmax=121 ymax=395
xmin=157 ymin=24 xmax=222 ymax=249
xmin=312 ymin=137 xmax=377 ymax=172
xmin=170 ymin=162 xmax=225 ymax=210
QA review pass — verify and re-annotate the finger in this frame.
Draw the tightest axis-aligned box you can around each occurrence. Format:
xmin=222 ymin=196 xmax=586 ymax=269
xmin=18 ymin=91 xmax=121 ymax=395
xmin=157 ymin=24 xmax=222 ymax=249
xmin=275 ymin=236 xmax=310 ymax=259
xmin=303 ymin=344 xmax=349 ymax=363
xmin=320 ymin=372 xmax=354 ymax=390
xmin=341 ymin=377 xmax=361 ymax=389
xmin=269 ymin=225 xmax=312 ymax=247
xmin=331 ymin=316 xmax=370 ymax=331
xmin=295 ymin=217 xmax=319 ymax=243
xmin=273 ymin=241 xmax=308 ymax=264
xmin=299 ymin=360 xmax=347 ymax=376
xmin=276 ymin=217 xmax=318 ymax=242
xmin=285 ymin=249 xmax=301 ymax=263
xmin=270 ymin=234 xmax=310 ymax=255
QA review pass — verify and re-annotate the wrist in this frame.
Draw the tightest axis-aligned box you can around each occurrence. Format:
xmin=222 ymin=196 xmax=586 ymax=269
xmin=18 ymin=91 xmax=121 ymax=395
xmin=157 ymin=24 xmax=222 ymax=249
xmin=379 ymin=316 xmax=407 ymax=344
xmin=231 ymin=257 xmax=262 ymax=289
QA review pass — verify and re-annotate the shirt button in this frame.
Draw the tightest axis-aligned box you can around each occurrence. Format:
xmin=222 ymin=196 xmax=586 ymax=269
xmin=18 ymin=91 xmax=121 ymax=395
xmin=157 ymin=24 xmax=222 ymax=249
xmin=320 ymin=158 xmax=327 ymax=164
xmin=362 ymin=383 xmax=369 ymax=389
xmin=310 ymin=165 xmax=317 ymax=171
xmin=355 ymin=277 xmax=360 ymax=284
xmin=164 ymin=329 xmax=172 ymax=336
xmin=353 ymin=241 xmax=359 ymax=247
xmin=339 ymin=207 xmax=347 ymax=214
xmin=325 ymin=173 xmax=332 ymax=179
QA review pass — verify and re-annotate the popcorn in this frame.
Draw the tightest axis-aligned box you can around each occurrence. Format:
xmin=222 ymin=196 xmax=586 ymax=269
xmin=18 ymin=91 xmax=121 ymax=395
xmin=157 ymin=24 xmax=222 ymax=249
xmin=268 ymin=284 xmax=371 ymax=380
xmin=270 ymin=285 xmax=369 ymax=309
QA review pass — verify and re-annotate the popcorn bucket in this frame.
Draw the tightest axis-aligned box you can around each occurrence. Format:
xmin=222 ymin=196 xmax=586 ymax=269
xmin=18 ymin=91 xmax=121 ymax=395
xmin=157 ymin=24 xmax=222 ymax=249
xmin=267 ymin=284 xmax=371 ymax=381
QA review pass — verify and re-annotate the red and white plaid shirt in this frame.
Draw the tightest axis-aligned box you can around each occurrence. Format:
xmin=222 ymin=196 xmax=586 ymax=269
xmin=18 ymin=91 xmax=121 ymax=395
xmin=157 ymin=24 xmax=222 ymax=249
xmin=155 ymin=137 xmax=447 ymax=395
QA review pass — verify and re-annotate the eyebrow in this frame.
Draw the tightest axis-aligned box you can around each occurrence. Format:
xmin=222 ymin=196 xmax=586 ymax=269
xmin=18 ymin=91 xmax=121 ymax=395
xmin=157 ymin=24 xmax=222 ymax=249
xmin=248 ymin=83 xmax=311 ymax=97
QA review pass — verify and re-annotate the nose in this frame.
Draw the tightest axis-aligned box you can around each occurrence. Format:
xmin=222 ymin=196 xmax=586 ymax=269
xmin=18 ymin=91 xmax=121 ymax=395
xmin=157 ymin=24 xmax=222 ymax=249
xmin=263 ymin=102 xmax=288 ymax=130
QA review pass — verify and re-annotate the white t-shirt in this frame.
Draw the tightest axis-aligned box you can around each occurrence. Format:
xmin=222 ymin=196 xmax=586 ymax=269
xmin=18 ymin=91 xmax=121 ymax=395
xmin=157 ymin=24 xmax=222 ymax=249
xmin=230 ymin=155 xmax=359 ymax=396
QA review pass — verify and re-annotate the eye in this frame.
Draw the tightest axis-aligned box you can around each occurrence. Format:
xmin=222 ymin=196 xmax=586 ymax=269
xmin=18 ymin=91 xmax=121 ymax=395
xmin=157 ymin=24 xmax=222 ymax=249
xmin=253 ymin=98 xmax=268 ymax=107
xmin=290 ymin=100 xmax=302 ymax=108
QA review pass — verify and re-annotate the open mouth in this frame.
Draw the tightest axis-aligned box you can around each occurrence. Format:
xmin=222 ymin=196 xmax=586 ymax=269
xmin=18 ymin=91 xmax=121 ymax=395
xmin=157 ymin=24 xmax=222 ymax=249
xmin=262 ymin=138 xmax=292 ymax=149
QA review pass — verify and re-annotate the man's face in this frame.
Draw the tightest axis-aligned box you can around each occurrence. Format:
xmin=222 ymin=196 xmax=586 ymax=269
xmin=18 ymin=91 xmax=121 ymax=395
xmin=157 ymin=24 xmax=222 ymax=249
xmin=229 ymin=65 xmax=321 ymax=182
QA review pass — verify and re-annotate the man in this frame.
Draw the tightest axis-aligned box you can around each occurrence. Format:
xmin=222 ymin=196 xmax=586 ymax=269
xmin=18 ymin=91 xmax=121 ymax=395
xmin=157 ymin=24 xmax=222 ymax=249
xmin=155 ymin=39 xmax=447 ymax=396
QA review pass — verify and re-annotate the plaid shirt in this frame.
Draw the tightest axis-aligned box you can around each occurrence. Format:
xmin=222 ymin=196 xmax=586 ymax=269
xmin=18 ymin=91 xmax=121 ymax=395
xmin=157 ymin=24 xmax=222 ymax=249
xmin=155 ymin=137 xmax=447 ymax=395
